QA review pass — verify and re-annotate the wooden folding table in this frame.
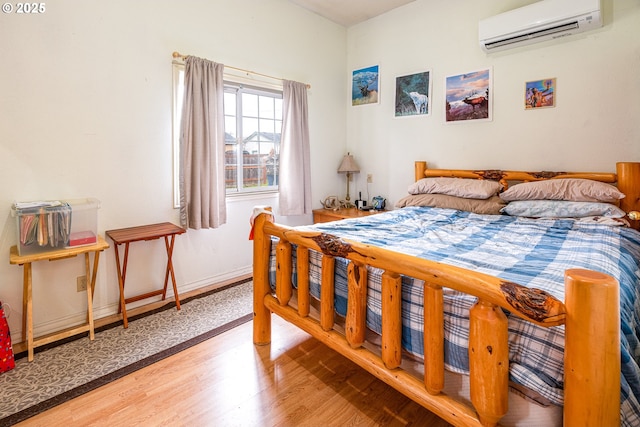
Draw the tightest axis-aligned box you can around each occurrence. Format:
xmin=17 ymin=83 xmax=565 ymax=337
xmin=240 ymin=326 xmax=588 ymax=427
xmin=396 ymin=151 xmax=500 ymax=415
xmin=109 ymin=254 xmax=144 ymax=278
xmin=9 ymin=236 xmax=110 ymax=361
xmin=105 ymin=222 xmax=186 ymax=328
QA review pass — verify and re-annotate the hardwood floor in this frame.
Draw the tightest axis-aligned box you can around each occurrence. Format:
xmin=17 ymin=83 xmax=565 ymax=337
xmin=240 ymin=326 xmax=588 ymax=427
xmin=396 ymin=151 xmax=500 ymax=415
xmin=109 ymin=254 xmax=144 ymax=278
xmin=18 ymin=315 xmax=453 ymax=427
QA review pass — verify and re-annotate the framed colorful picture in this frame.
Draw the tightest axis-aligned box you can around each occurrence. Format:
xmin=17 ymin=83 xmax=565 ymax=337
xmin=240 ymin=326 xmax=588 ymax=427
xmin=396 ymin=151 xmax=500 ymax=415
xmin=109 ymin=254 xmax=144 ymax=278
xmin=352 ymin=65 xmax=380 ymax=106
xmin=395 ymin=70 xmax=432 ymax=117
xmin=525 ymin=78 xmax=556 ymax=109
xmin=445 ymin=68 xmax=492 ymax=123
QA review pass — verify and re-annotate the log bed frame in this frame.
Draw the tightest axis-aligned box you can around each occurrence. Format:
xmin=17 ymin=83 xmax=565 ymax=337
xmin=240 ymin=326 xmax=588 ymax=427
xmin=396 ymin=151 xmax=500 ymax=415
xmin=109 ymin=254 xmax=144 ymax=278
xmin=252 ymin=161 xmax=640 ymax=427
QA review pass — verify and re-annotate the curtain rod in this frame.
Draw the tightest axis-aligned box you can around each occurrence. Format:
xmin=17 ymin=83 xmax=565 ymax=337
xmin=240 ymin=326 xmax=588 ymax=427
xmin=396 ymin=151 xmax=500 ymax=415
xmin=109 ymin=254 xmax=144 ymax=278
xmin=172 ymin=51 xmax=311 ymax=89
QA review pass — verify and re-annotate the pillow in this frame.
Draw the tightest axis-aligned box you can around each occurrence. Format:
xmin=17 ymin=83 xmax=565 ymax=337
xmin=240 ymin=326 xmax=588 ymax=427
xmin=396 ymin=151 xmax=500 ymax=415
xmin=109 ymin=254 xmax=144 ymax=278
xmin=499 ymin=178 xmax=625 ymax=203
xmin=408 ymin=177 xmax=503 ymax=200
xmin=500 ymin=200 xmax=627 ymax=218
xmin=395 ymin=194 xmax=506 ymax=215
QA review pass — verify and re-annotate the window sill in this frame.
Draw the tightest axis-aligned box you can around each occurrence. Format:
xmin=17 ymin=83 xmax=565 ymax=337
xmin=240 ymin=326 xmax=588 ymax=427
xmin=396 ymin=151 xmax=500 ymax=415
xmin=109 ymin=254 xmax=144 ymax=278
xmin=226 ymin=190 xmax=278 ymax=203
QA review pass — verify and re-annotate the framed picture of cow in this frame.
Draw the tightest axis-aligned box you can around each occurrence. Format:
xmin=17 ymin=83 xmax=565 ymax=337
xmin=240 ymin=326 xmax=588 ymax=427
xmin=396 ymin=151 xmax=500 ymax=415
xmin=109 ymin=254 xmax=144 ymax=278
xmin=445 ymin=68 xmax=492 ymax=123
xmin=395 ymin=70 xmax=432 ymax=117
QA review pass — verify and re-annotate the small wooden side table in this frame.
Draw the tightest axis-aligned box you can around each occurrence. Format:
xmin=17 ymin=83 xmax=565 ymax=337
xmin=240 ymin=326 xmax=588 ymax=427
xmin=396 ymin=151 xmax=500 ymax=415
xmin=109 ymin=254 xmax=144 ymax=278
xmin=9 ymin=236 xmax=110 ymax=361
xmin=105 ymin=222 xmax=186 ymax=328
xmin=312 ymin=207 xmax=386 ymax=224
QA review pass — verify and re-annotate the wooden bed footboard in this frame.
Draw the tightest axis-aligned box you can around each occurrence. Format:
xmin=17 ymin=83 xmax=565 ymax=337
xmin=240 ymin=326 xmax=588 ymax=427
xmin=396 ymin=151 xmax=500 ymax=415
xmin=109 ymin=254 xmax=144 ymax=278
xmin=252 ymin=211 xmax=620 ymax=427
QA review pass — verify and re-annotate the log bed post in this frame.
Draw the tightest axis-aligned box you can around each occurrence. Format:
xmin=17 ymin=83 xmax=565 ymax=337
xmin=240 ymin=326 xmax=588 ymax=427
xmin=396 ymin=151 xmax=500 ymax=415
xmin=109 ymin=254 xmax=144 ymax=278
xmin=564 ymin=269 xmax=620 ymax=427
xmin=469 ymin=300 xmax=509 ymax=427
xmin=252 ymin=208 xmax=273 ymax=345
xmin=415 ymin=160 xmax=427 ymax=182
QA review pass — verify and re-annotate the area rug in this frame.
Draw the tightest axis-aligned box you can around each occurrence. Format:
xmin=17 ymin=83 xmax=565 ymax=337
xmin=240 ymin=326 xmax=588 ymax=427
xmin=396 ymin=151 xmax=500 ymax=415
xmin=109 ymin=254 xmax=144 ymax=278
xmin=0 ymin=279 xmax=253 ymax=426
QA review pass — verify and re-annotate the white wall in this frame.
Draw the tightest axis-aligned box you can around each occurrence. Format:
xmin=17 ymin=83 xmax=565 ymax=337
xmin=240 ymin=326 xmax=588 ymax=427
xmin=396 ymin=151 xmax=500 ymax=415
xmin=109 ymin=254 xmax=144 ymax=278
xmin=346 ymin=0 xmax=640 ymax=208
xmin=0 ymin=0 xmax=347 ymax=338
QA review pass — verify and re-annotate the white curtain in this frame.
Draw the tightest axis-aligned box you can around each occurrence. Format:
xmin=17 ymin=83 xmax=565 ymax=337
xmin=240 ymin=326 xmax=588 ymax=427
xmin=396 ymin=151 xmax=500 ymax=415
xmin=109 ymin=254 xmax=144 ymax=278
xmin=279 ymin=80 xmax=311 ymax=215
xmin=179 ymin=57 xmax=227 ymax=229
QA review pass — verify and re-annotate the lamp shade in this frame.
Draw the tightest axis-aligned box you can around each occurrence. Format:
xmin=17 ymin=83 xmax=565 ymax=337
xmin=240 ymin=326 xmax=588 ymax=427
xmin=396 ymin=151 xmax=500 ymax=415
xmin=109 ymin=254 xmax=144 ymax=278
xmin=337 ymin=153 xmax=360 ymax=173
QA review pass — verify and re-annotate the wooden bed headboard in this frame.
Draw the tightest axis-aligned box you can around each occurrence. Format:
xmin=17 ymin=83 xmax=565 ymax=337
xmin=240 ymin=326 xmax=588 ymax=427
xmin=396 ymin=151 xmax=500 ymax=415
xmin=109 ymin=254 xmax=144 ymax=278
xmin=414 ymin=161 xmax=640 ymax=229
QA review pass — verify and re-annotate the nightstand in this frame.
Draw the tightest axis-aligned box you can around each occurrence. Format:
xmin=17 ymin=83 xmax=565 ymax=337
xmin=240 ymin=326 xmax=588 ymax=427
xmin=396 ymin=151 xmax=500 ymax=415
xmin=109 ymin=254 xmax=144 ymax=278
xmin=312 ymin=207 xmax=385 ymax=224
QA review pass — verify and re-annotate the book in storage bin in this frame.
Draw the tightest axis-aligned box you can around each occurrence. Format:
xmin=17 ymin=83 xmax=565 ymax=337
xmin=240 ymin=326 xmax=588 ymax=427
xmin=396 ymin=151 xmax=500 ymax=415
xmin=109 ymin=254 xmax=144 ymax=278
xmin=11 ymin=198 xmax=100 ymax=256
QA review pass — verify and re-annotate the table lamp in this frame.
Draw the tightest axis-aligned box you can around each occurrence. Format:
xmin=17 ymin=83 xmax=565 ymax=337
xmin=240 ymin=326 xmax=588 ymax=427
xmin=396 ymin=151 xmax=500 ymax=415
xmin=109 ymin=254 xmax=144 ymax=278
xmin=337 ymin=153 xmax=360 ymax=208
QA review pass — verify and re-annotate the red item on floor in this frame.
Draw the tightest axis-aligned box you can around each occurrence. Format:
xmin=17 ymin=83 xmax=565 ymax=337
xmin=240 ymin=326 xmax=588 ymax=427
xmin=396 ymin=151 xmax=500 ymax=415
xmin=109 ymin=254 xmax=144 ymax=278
xmin=0 ymin=301 xmax=15 ymax=373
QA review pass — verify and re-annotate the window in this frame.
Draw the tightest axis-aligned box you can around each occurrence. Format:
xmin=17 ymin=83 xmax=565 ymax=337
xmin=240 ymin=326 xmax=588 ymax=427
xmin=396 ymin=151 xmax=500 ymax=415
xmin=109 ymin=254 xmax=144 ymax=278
xmin=223 ymin=84 xmax=282 ymax=193
xmin=172 ymin=63 xmax=282 ymax=207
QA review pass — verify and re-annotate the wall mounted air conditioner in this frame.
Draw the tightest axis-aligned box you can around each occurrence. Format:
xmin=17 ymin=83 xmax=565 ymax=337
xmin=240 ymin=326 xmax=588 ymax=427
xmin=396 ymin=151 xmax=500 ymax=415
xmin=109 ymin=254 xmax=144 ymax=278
xmin=479 ymin=0 xmax=602 ymax=53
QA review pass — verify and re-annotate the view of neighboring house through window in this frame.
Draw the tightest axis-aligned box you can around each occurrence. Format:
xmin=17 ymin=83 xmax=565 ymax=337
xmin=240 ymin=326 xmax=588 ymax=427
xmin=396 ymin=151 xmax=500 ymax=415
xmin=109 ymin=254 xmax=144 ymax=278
xmin=224 ymin=84 xmax=282 ymax=192
xmin=172 ymin=63 xmax=282 ymax=207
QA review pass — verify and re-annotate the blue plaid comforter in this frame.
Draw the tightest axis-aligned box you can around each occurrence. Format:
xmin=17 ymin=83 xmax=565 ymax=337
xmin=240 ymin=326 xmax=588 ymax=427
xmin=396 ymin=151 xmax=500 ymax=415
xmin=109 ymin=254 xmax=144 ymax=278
xmin=269 ymin=207 xmax=640 ymax=425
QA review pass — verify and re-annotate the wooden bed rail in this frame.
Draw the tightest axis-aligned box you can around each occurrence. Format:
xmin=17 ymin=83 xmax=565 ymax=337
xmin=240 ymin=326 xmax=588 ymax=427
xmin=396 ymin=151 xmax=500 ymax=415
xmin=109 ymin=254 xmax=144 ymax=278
xmin=252 ymin=209 xmax=621 ymax=427
xmin=266 ymin=223 xmax=566 ymax=327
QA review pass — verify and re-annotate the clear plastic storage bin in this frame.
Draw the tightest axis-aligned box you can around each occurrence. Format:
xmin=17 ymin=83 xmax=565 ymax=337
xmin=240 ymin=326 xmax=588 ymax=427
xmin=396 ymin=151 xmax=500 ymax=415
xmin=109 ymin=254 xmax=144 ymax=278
xmin=12 ymin=198 xmax=100 ymax=255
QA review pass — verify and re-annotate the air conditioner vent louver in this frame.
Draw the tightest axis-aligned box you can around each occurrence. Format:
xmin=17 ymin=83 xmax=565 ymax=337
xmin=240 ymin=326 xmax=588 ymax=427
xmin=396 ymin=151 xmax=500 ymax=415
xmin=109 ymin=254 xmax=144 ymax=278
xmin=484 ymin=21 xmax=579 ymax=51
xmin=479 ymin=0 xmax=602 ymax=53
